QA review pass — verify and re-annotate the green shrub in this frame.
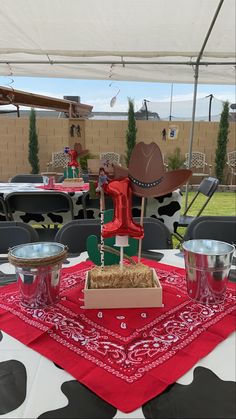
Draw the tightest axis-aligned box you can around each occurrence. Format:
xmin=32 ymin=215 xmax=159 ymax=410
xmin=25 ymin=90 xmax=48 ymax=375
xmin=28 ymin=108 xmax=40 ymax=174
xmin=167 ymin=147 xmax=185 ymax=170
xmin=215 ymin=101 xmax=229 ymax=183
xmin=125 ymin=98 xmax=137 ymax=166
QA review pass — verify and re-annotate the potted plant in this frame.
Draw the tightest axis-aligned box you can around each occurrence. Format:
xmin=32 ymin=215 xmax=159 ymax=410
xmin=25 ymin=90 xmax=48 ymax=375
xmin=167 ymin=147 xmax=185 ymax=170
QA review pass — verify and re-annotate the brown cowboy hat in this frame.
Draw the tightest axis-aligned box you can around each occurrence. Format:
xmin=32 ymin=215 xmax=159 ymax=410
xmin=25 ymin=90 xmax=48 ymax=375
xmin=114 ymin=142 xmax=192 ymax=198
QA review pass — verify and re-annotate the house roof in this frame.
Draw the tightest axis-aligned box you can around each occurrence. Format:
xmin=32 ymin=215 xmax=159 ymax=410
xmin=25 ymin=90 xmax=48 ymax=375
xmin=0 ymin=86 xmax=93 ymax=117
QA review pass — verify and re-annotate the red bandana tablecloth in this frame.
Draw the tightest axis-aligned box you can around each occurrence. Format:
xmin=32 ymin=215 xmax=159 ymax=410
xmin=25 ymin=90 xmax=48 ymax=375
xmin=0 ymin=260 xmax=235 ymax=413
xmin=36 ymin=183 xmax=89 ymax=192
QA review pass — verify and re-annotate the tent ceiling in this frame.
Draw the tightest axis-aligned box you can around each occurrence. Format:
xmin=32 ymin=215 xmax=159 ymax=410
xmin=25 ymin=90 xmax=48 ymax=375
xmin=0 ymin=0 xmax=235 ymax=84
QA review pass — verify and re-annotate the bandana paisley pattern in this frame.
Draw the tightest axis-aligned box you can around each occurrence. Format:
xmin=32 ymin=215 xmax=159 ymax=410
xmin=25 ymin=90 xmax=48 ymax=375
xmin=0 ymin=264 xmax=235 ymax=384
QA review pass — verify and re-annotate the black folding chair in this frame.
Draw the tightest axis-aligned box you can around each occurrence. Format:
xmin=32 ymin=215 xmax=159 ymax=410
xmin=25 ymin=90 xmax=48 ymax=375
xmin=5 ymin=191 xmax=74 ymax=241
xmin=0 ymin=221 xmax=39 ymax=253
xmin=174 ymin=177 xmax=219 ymax=243
xmin=55 ymin=217 xmax=172 ymax=256
xmin=183 ymin=216 xmax=236 ymax=244
xmin=0 ymin=196 xmax=9 ymax=221
xmin=55 ymin=219 xmax=101 ymax=255
xmin=10 ymin=174 xmax=44 ymax=183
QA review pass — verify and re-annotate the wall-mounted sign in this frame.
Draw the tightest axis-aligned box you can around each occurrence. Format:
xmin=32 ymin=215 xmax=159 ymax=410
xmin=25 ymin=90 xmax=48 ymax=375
xmin=168 ymin=125 xmax=179 ymax=140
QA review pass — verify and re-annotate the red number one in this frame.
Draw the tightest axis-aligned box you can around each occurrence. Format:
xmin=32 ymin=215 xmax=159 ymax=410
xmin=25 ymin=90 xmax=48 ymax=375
xmin=102 ymin=177 xmax=144 ymax=239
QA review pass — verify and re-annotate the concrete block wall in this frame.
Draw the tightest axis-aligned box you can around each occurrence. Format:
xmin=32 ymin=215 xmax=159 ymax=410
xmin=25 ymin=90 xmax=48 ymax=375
xmin=0 ymin=117 xmax=235 ymax=182
xmin=84 ymin=119 xmax=235 ymax=170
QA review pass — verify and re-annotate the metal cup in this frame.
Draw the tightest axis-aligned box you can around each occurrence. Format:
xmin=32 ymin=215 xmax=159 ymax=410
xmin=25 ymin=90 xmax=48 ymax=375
xmin=43 ymin=175 xmax=55 ymax=189
xmin=183 ymin=239 xmax=234 ymax=304
xmin=8 ymin=242 xmax=67 ymax=308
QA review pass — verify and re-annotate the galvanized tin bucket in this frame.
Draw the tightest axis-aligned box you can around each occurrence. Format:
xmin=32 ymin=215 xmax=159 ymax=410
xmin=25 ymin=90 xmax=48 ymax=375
xmin=183 ymin=239 xmax=234 ymax=304
xmin=8 ymin=242 xmax=67 ymax=308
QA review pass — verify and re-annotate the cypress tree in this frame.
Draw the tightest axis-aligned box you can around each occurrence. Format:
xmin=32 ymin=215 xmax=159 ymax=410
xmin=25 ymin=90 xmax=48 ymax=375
xmin=125 ymin=98 xmax=137 ymax=166
xmin=215 ymin=101 xmax=229 ymax=183
xmin=28 ymin=108 xmax=40 ymax=174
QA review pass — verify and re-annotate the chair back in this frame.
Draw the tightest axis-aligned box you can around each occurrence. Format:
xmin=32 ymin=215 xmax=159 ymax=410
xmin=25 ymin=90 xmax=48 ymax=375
xmin=0 ymin=196 xmax=9 ymax=221
xmin=6 ymin=191 xmax=74 ymax=221
xmin=198 ymin=176 xmax=219 ymax=196
xmin=183 ymin=177 xmax=219 ymax=218
xmin=184 ymin=216 xmax=236 ymax=244
xmin=0 ymin=221 xmax=39 ymax=253
xmin=100 ymin=152 xmax=120 ymax=166
xmin=135 ymin=218 xmax=173 ymax=249
xmin=5 ymin=191 xmax=74 ymax=240
xmin=55 ymin=217 xmax=172 ymax=256
xmin=185 ymin=151 xmax=211 ymax=176
xmin=227 ymin=151 xmax=236 ymax=185
xmin=227 ymin=151 xmax=236 ymax=167
xmin=10 ymin=174 xmax=44 ymax=183
xmin=174 ymin=177 xmax=219 ymax=244
xmin=47 ymin=151 xmax=70 ymax=170
xmin=55 ymin=219 xmax=101 ymax=255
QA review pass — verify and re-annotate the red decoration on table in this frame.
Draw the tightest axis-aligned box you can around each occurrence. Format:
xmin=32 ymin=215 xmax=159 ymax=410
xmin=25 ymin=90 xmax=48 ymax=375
xmin=0 ymin=260 xmax=235 ymax=413
xmin=36 ymin=183 xmax=89 ymax=192
xmin=102 ymin=177 xmax=144 ymax=239
xmin=68 ymin=149 xmax=80 ymax=168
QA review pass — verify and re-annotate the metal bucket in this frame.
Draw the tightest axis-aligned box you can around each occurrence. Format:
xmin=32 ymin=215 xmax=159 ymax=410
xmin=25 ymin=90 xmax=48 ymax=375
xmin=8 ymin=242 xmax=67 ymax=308
xmin=183 ymin=239 xmax=234 ymax=304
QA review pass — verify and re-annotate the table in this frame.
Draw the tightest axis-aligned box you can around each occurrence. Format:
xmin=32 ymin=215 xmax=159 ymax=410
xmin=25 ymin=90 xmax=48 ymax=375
xmin=0 ymin=249 xmax=235 ymax=418
xmin=0 ymin=182 xmax=89 ymax=222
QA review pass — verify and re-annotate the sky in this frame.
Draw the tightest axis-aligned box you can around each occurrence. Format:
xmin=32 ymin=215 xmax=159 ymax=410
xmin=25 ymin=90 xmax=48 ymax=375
xmin=0 ymin=75 xmax=235 ymax=117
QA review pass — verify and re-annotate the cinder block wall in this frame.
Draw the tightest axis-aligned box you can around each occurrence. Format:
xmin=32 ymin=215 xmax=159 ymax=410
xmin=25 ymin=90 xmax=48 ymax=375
xmin=84 ymin=120 xmax=235 ymax=169
xmin=0 ymin=118 xmax=85 ymax=181
xmin=0 ymin=117 xmax=235 ymax=182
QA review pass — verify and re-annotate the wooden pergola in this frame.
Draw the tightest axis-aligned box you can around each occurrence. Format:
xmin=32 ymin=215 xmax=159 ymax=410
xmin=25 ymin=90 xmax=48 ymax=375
xmin=0 ymin=86 xmax=93 ymax=118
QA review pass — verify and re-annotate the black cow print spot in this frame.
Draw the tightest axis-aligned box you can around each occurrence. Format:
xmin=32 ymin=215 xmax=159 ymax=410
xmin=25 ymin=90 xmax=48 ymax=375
xmin=155 ymin=192 xmax=173 ymax=204
xmin=75 ymin=196 xmax=83 ymax=205
xmin=142 ymin=367 xmax=236 ymax=419
xmin=158 ymin=201 xmax=181 ymax=217
xmin=0 ymin=330 xmax=2 ymax=341
xmin=38 ymin=380 xmax=116 ymax=418
xmin=0 ymin=360 xmax=27 ymax=414
xmin=68 ymin=192 xmax=75 ymax=197
xmin=86 ymin=210 xmax=96 ymax=219
xmin=21 ymin=213 xmax=45 ymax=223
xmin=47 ymin=213 xmax=63 ymax=224
xmin=74 ymin=209 xmax=85 ymax=219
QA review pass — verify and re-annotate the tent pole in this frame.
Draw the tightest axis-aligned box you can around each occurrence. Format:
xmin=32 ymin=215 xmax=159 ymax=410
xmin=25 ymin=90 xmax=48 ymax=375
xmin=184 ymin=0 xmax=225 ymax=211
xmin=184 ymin=65 xmax=199 ymax=211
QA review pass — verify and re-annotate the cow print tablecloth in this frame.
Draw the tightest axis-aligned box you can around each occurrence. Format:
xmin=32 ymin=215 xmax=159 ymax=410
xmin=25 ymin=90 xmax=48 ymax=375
xmin=0 ymin=183 xmax=88 ymax=223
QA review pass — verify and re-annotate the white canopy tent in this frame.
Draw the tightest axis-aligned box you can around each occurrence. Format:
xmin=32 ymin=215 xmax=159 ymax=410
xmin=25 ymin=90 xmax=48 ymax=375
xmin=0 ymin=0 xmax=235 ymax=206
xmin=0 ymin=0 xmax=235 ymax=83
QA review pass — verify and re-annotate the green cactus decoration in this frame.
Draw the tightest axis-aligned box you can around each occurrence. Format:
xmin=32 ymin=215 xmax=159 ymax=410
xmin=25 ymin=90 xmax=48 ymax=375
xmin=86 ymin=209 xmax=138 ymax=265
